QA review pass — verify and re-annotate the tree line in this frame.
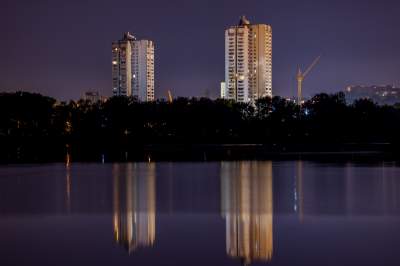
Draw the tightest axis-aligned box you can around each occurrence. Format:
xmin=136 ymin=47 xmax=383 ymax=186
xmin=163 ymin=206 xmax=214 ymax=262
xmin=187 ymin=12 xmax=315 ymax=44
xmin=0 ymin=91 xmax=399 ymax=161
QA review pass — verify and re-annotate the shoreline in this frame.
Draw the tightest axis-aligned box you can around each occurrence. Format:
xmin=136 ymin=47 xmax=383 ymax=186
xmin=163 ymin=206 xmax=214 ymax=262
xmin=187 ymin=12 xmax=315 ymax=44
xmin=0 ymin=143 xmax=398 ymax=164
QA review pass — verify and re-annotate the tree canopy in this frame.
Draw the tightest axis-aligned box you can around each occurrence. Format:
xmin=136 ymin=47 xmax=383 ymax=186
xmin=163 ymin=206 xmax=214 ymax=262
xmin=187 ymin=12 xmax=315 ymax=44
xmin=1 ymin=91 xmax=399 ymax=161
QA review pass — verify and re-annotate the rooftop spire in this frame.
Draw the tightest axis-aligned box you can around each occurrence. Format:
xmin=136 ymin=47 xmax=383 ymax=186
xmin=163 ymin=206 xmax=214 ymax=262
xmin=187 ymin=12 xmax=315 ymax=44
xmin=123 ymin=32 xmax=136 ymax=41
xmin=238 ymin=15 xmax=250 ymax=26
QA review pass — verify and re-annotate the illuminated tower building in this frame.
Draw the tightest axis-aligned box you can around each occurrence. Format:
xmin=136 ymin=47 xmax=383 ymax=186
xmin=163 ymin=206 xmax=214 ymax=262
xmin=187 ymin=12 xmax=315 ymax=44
xmin=221 ymin=161 xmax=273 ymax=265
xmin=224 ymin=16 xmax=272 ymax=103
xmin=132 ymin=40 xmax=155 ymax=101
xmin=113 ymin=163 xmax=156 ymax=253
xmin=112 ymin=32 xmax=155 ymax=101
xmin=112 ymin=32 xmax=135 ymax=97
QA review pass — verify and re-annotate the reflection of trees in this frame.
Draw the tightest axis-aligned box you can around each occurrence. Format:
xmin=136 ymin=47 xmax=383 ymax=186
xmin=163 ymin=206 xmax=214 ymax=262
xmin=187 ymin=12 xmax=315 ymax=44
xmin=221 ymin=161 xmax=273 ymax=265
xmin=113 ymin=163 xmax=156 ymax=253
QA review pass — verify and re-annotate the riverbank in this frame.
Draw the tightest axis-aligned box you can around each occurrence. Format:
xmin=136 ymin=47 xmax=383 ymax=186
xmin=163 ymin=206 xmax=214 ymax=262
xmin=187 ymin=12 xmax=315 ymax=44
xmin=0 ymin=142 xmax=398 ymax=163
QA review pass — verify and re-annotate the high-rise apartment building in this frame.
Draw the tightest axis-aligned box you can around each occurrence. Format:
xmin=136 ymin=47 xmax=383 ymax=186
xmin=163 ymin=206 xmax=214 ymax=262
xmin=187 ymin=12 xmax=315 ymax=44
xmin=112 ymin=32 xmax=155 ymax=101
xmin=132 ymin=40 xmax=155 ymax=101
xmin=112 ymin=32 xmax=134 ymax=97
xmin=224 ymin=16 xmax=272 ymax=103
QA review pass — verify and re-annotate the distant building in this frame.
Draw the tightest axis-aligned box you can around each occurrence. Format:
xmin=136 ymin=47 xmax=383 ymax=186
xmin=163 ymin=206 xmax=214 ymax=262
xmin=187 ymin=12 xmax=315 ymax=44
xmin=112 ymin=32 xmax=155 ymax=101
xmin=345 ymin=85 xmax=400 ymax=105
xmin=82 ymin=91 xmax=106 ymax=103
xmin=220 ymin=81 xmax=226 ymax=99
xmin=225 ymin=16 xmax=272 ymax=103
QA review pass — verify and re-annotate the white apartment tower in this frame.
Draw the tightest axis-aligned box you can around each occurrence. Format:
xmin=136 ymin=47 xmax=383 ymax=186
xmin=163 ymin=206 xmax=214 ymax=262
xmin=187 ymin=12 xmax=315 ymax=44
xmin=132 ymin=40 xmax=155 ymax=101
xmin=112 ymin=32 xmax=155 ymax=101
xmin=224 ymin=16 xmax=272 ymax=103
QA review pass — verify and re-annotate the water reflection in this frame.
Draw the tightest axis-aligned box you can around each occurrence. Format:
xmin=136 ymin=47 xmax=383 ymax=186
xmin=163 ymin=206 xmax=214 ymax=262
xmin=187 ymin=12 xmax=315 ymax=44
xmin=295 ymin=160 xmax=304 ymax=221
xmin=65 ymin=164 xmax=71 ymax=212
xmin=221 ymin=161 xmax=273 ymax=265
xmin=3 ymin=162 xmax=400 ymax=265
xmin=112 ymin=163 xmax=156 ymax=253
xmin=288 ymin=162 xmax=400 ymax=217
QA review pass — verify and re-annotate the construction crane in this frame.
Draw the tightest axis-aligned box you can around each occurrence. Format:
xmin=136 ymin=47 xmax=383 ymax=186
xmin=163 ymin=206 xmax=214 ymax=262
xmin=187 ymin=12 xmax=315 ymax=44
xmin=296 ymin=56 xmax=321 ymax=105
xmin=167 ymin=90 xmax=173 ymax=103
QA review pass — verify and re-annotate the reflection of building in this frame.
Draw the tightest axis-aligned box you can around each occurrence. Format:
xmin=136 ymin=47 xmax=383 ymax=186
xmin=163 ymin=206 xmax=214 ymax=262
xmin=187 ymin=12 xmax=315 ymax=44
xmin=113 ymin=163 xmax=156 ymax=253
xmin=221 ymin=161 xmax=273 ymax=265
xmin=294 ymin=160 xmax=304 ymax=222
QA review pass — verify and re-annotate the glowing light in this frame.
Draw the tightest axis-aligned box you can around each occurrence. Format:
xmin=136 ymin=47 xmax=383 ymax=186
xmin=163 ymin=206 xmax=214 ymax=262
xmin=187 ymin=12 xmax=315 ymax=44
xmin=112 ymin=60 xmax=118 ymax=65
xmin=65 ymin=121 xmax=72 ymax=133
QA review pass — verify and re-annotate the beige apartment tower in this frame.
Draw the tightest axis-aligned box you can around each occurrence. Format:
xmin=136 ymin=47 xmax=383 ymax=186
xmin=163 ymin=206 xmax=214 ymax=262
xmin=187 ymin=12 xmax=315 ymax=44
xmin=112 ymin=32 xmax=155 ymax=101
xmin=224 ymin=16 xmax=272 ymax=102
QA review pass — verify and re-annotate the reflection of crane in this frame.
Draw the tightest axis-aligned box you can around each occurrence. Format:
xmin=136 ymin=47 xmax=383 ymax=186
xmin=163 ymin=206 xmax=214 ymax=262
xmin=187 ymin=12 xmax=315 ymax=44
xmin=167 ymin=90 xmax=173 ymax=103
xmin=296 ymin=56 xmax=321 ymax=104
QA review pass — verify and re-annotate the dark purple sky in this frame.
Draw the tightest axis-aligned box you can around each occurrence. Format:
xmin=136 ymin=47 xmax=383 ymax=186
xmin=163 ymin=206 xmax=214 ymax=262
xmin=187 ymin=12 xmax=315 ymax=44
xmin=1 ymin=0 xmax=399 ymax=101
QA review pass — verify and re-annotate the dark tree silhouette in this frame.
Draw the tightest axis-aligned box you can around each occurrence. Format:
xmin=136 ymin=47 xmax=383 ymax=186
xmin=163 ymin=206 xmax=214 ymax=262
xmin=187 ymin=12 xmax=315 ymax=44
xmin=0 ymin=91 xmax=399 ymax=162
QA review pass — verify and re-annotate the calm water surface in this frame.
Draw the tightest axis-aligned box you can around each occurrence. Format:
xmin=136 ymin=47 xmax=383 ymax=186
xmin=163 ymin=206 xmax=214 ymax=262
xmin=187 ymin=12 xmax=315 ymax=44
xmin=0 ymin=161 xmax=400 ymax=266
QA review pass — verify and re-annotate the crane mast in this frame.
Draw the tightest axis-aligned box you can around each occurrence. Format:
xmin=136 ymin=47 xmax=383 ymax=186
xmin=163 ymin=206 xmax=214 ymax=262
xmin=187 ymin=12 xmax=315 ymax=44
xmin=297 ymin=56 xmax=321 ymax=105
xmin=167 ymin=90 xmax=173 ymax=103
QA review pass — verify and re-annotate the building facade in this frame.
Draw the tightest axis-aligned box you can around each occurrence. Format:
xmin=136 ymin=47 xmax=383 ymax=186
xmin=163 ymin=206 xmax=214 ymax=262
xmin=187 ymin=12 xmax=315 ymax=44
xmin=224 ymin=16 xmax=272 ymax=103
xmin=220 ymin=81 xmax=226 ymax=99
xmin=112 ymin=32 xmax=134 ymax=97
xmin=82 ymin=91 xmax=107 ymax=103
xmin=112 ymin=32 xmax=155 ymax=101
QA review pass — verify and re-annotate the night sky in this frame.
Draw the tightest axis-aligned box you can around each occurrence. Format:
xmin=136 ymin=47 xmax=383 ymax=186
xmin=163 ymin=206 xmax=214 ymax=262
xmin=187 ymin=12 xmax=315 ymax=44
xmin=1 ymin=0 xmax=399 ymax=101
